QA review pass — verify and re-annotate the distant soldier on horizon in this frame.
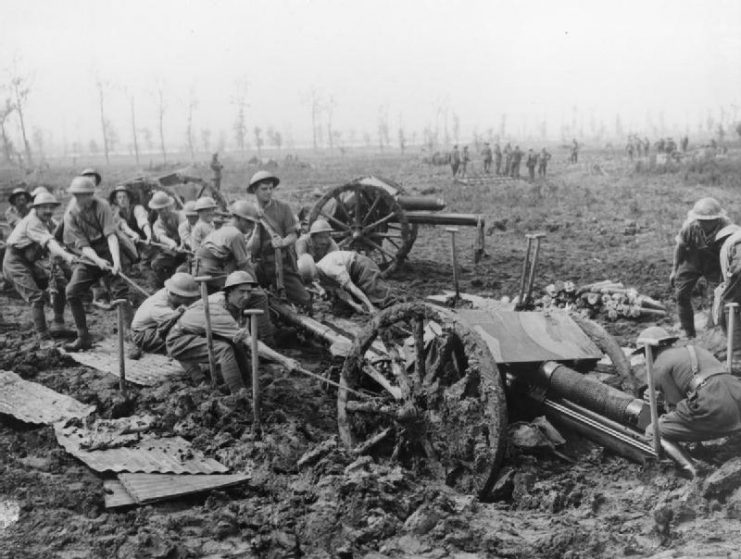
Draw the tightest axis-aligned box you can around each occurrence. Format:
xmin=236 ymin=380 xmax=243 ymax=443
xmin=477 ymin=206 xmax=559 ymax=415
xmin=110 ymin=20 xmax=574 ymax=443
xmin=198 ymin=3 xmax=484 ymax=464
xmin=510 ymin=145 xmax=523 ymax=179
xmin=494 ymin=144 xmax=503 ymax=175
xmin=525 ymin=149 xmax=538 ymax=181
xmin=538 ymin=148 xmax=551 ymax=177
xmin=450 ymin=145 xmax=461 ymax=178
xmin=481 ymin=142 xmax=493 ymax=174
xmin=570 ymin=138 xmax=579 ymax=163
xmin=503 ymin=143 xmax=512 ymax=176
xmin=460 ymin=146 xmax=470 ymax=178
xmin=210 ymin=153 xmax=224 ymax=191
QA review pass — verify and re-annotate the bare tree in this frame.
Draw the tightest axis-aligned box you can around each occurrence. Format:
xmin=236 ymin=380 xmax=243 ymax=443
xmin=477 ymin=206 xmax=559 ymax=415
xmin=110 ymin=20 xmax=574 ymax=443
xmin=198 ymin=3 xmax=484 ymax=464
xmin=253 ymin=126 xmax=263 ymax=157
xmin=156 ymin=86 xmax=167 ymax=163
xmin=96 ymin=78 xmax=111 ymax=164
xmin=128 ymin=93 xmax=140 ymax=165
xmin=201 ymin=128 xmax=212 ymax=153
xmin=452 ymin=112 xmax=460 ymax=145
xmin=325 ymin=96 xmax=336 ymax=152
xmin=307 ymin=87 xmax=323 ymax=151
xmin=266 ymin=127 xmax=282 ymax=154
xmin=140 ymin=127 xmax=154 ymax=152
xmin=232 ymin=78 xmax=249 ymax=159
xmin=0 ymin=98 xmax=15 ymax=163
xmin=31 ymin=126 xmax=45 ymax=159
xmin=186 ymin=86 xmax=198 ymax=162
xmin=9 ymin=68 xmax=33 ymax=166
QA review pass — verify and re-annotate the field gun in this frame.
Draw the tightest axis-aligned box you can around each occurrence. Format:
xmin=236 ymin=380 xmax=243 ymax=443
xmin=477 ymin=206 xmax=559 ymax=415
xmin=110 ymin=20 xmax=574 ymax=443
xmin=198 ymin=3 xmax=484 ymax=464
xmin=306 ymin=176 xmax=486 ymax=276
xmin=114 ymin=171 xmax=228 ymax=212
xmin=271 ymin=297 xmax=696 ymax=499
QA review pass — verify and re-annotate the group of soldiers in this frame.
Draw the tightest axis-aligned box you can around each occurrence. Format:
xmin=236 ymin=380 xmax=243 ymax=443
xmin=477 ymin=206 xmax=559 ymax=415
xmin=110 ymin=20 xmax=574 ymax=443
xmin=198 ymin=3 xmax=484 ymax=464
xmin=0 ymin=168 xmax=396 ymax=394
xmin=450 ymin=143 xmax=552 ymax=181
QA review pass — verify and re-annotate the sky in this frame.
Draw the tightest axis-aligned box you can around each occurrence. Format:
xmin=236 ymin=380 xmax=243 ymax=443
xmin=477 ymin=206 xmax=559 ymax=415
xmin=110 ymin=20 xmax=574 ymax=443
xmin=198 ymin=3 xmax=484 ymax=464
xmin=1 ymin=0 xmax=740 ymax=153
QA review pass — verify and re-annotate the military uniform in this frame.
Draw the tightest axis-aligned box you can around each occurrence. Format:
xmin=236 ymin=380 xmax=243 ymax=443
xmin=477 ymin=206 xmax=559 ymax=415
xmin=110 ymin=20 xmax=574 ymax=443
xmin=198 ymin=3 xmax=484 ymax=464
xmin=526 ymin=151 xmax=538 ymax=181
xmin=190 ymin=220 xmax=215 ymax=251
xmin=5 ymin=206 xmax=29 ymax=229
xmin=650 ymin=345 xmax=741 ymax=441
xmin=251 ymin=199 xmax=310 ymax=309
xmin=166 ymin=291 xmax=252 ymax=393
xmin=494 ymin=145 xmax=503 ymax=175
xmin=538 ymin=149 xmax=551 ymax=177
xmin=450 ymin=147 xmax=460 ymax=177
xmin=481 ymin=145 xmax=493 ymax=173
xmin=295 ymin=233 xmax=338 ymax=262
xmin=3 ymin=209 xmax=69 ymax=335
xmin=316 ymin=250 xmax=394 ymax=309
xmin=196 ymin=224 xmax=275 ymax=342
xmin=152 ymin=210 xmax=187 ymax=285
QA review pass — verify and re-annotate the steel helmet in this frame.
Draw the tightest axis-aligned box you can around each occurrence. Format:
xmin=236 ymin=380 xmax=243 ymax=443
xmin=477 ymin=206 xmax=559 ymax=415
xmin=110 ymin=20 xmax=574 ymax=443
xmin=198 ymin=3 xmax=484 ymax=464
xmin=164 ymin=272 xmax=200 ymax=298
xmin=247 ymin=170 xmax=280 ymax=193
xmin=223 ymin=270 xmax=258 ymax=289
xmin=309 ymin=219 xmax=333 ymax=235
xmin=80 ymin=168 xmax=102 ymax=186
xmin=68 ymin=176 xmax=97 ymax=194
xmin=230 ymin=200 xmax=259 ymax=222
xmin=688 ymin=197 xmax=724 ymax=221
xmin=297 ymin=253 xmax=317 ymax=281
xmin=31 ymin=192 xmax=61 ymax=208
xmin=8 ymin=187 xmax=31 ymax=203
xmin=148 ymin=191 xmax=174 ymax=210
xmin=109 ymin=184 xmax=137 ymax=205
xmin=30 ymin=186 xmax=50 ymax=200
xmin=194 ymin=196 xmax=218 ymax=211
xmin=717 ymin=224 xmax=741 ymax=242
xmin=183 ymin=200 xmax=198 ymax=217
xmin=631 ymin=326 xmax=679 ymax=355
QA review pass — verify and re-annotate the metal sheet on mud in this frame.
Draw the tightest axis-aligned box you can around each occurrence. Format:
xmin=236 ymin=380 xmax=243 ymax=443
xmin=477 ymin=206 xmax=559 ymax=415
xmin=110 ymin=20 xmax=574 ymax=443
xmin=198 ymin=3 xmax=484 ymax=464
xmin=61 ymin=337 xmax=184 ymax=386
xmin=0 ymin=370 xmax=95 ymax=424
xmin=455 ymin=309 xmax=602 ymax=363
xmin=54 ymin=423 xmax=228 ymax=474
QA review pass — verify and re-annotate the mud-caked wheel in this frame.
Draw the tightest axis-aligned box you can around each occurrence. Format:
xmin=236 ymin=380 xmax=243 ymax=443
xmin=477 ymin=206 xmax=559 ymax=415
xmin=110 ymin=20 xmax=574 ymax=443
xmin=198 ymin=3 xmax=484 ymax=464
xmin=338 ymin=302 xmax=508 ymax=499
xmin=307 ymin=181 xmax=413 ymax=276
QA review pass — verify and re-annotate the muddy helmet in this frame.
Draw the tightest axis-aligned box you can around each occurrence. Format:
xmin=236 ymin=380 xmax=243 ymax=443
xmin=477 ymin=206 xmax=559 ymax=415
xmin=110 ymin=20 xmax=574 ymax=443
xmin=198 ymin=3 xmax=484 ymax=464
xmin=297 ymin=253 xmax=317 ymax=281
xmin=164 ymin=272 xmax=200 ymax=298
xmin=631 ymin=326 xmax=678 ymax=355
xmin=309 ymin=219 xmax=333 ymax=235
xmin=717 ymin=224 xmax=741 ymax=242
xmin=8 ymin=187 xmax=31 ymax=204
xmin=248 ymin=170 xmax=280 ymax=193
xmin=223 ymin=270 xmax=258 ymax=289
xmin=183 ymin=200 xmax=198 ymax=217
xmin=194 ymin=196 xmax=218 ymax=211
xmin=148 ymin=191 xmax=174 ymax=210
xmin=80 ymin=168 xmax=102 ymax=186
xmin=68 ymin=176 xmax=96 ymax=194
xmin=109 ymin=184 xmax=137 ymax=205
xmin=31 ymin=192 xmax=61 ymax=208
xmin=230 ymin=200 xmax=259 ymax=222
xmin=688 ymin=197 xmax=724 ymax=221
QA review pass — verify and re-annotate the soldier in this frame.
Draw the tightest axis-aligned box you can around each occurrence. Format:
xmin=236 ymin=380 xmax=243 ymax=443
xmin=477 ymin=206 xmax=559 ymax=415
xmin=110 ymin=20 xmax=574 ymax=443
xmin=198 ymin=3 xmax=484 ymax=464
xmin=450 ymin=145 xmax=460 ymax=178
xmin=190 ymin=196 xmax=218 ymax=251
xmin=538 ymin=148 xmax=551 ymax=177
xmin=166 ymin=270 xmax=299 ymax=393
xmin=295 ymin=218 xmax=339 ymax=262
xmin=711 ymin=224 xmax=741 ymax=354
xmin=643 ymin=137 xmax=650 ymax=157
xmin=503 ymin=143 xmax=512 ymax=176
xmin=210 ymin=153 xmax=224 ymax=190
xmin=297 ymin=250 xmax=394 ymax=314
xmin=525 ymin=149 xmax=538 ymax=181
xmin=481 ymin=142 xmax=493 ymax=174
xmin=62 ymin=176 xmax=134 ymax=351
xmin=148 ymin=191 xmax=188 ymax=287
xmin=570 ymin=139 xmax=579 ymax=163
xmin=635 ymin=327 xmax=741 ymax=442
xmin=494 ymin=144 xmax=503 ymax=175
xmin=30 ymin=186 xmax=50 ymax=203
xmin=3 ymin=192 xmax=77 ymax=344
xmin=247 ymin=170 xmax=311 ymax=310
xmin=129 ymin=272 xmax=200 ymax=365
xmin=108 ymin=185 xmax=152 ymax=244
xmin=80 ymin=168 xmax=102 ymax=187
xmin=178 ymin=201 xmax=199 ymax=251
xmin=510 ymin=145 xmax=523 ymax=178
xmin=5 ymin=187 xmax=32 ymax=229
xmin=195 ymin=200 xmax=275 ymax=343
xmin=670 ymin=197 xmax=731 ymax=338
xmin=460 ymin=146 xmax=470 ymax=178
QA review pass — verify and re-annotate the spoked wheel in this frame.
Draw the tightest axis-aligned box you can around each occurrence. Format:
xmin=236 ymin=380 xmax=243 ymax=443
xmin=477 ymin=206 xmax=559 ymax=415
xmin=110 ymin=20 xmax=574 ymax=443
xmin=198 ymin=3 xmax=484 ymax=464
xmin=338 ymin=302 xmax=508 ymax=499
xmin=307 ymin=182 xmax=413 ymax=276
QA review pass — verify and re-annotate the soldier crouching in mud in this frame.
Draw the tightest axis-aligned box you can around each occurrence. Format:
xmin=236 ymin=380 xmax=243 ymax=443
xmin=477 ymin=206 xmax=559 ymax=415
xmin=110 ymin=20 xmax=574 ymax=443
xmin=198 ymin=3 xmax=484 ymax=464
xmin=635 ymin=327 xmax=741 ymax=442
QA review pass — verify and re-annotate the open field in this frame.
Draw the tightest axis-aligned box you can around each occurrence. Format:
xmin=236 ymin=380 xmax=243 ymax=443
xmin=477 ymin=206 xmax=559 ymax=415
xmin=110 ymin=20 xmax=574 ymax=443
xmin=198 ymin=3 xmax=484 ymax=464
xmin=1 ymin=146 xmax=741 ymax=558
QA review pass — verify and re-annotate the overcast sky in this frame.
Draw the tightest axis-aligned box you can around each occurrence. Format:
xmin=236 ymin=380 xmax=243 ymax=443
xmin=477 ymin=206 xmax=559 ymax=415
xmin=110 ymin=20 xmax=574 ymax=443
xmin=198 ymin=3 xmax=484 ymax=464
xmin=1 ymin=0 xmax=740 ymax=151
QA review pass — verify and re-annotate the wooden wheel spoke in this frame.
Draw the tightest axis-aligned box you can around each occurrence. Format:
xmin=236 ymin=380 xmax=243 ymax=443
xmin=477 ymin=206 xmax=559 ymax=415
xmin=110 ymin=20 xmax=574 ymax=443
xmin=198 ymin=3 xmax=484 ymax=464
xmin=320 ymin=210 xmax=352 ymax=232
xmin=364 ymin=238 xmax=397 ymax=262
xmin=387 ymin=345 xmax=413 ymax=398
xmin=361 ymin=193 xmax=383 ymax=225
xmin=353 ymin=427 xmax=393 ymax=455
xmin=413 ymin=317 xmax=426 ymax=383
xmin=354 ymin=191 xmax=362 ymax=228
xmin=337 ymin=237 xmax=354 ymax=249
xmin=362 ymin=212 xmax=395 ymax=235
xmin=345 ymin=399 xmax=395 ymax=415
xmin=334 ymin=194 xmax=351 ymax=219
xmin=362 ymin=363 xmax=403 ymax=400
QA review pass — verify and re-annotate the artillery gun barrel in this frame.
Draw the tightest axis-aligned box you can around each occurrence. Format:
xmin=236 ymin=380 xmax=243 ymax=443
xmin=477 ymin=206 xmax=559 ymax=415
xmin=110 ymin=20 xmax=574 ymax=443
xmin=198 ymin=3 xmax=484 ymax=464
xmin=396 ymin=196 xmax=446 ymax=212
xmin=531 ymin=362 xmax=649 ymax=429
xmin=405 ymin=211 xmax=483 ymax=226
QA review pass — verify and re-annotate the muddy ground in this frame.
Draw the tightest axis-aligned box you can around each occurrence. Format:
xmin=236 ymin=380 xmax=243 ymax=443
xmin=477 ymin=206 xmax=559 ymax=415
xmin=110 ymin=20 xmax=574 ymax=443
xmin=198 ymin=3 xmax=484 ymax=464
xmin=2 ymin=148 xmax=741 ymax=558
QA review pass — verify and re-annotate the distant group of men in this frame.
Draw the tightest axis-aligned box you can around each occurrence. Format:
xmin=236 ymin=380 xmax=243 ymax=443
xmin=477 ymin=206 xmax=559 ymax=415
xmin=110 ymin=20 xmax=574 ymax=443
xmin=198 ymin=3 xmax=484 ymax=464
xmin=0 ymin=166 xmax=396 ymax=395
xmin=449 ymin=143 xmax=552 ymax=181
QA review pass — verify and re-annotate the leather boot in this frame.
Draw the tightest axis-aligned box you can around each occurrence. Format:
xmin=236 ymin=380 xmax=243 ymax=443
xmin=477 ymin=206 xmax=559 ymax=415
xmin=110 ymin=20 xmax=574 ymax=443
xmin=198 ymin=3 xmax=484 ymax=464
xmin=65 ymin=300 xmax=93 ymax=352
xmin=64 ymin=332 xmax=93 ymax=352
xmin=31 ymin=304 xmax=48 ymax=336
xmin=49 ymin=292 xmax=74 ymax=337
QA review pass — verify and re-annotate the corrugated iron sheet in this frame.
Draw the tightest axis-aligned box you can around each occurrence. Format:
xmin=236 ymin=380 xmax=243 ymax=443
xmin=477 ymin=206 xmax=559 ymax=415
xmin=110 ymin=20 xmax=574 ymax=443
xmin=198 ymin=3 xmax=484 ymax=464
xmin=103 ymin=479 xmax=136 ymax=509
xmin=119 ymin=472 xmax=251 ymax=505
xmin=0 ymin=370 xmax=94 ymax=424
xmin=62 ymin=337 xmax=185 ymax=386
xmin=54 ymin=423 xmax=228 ymax=474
